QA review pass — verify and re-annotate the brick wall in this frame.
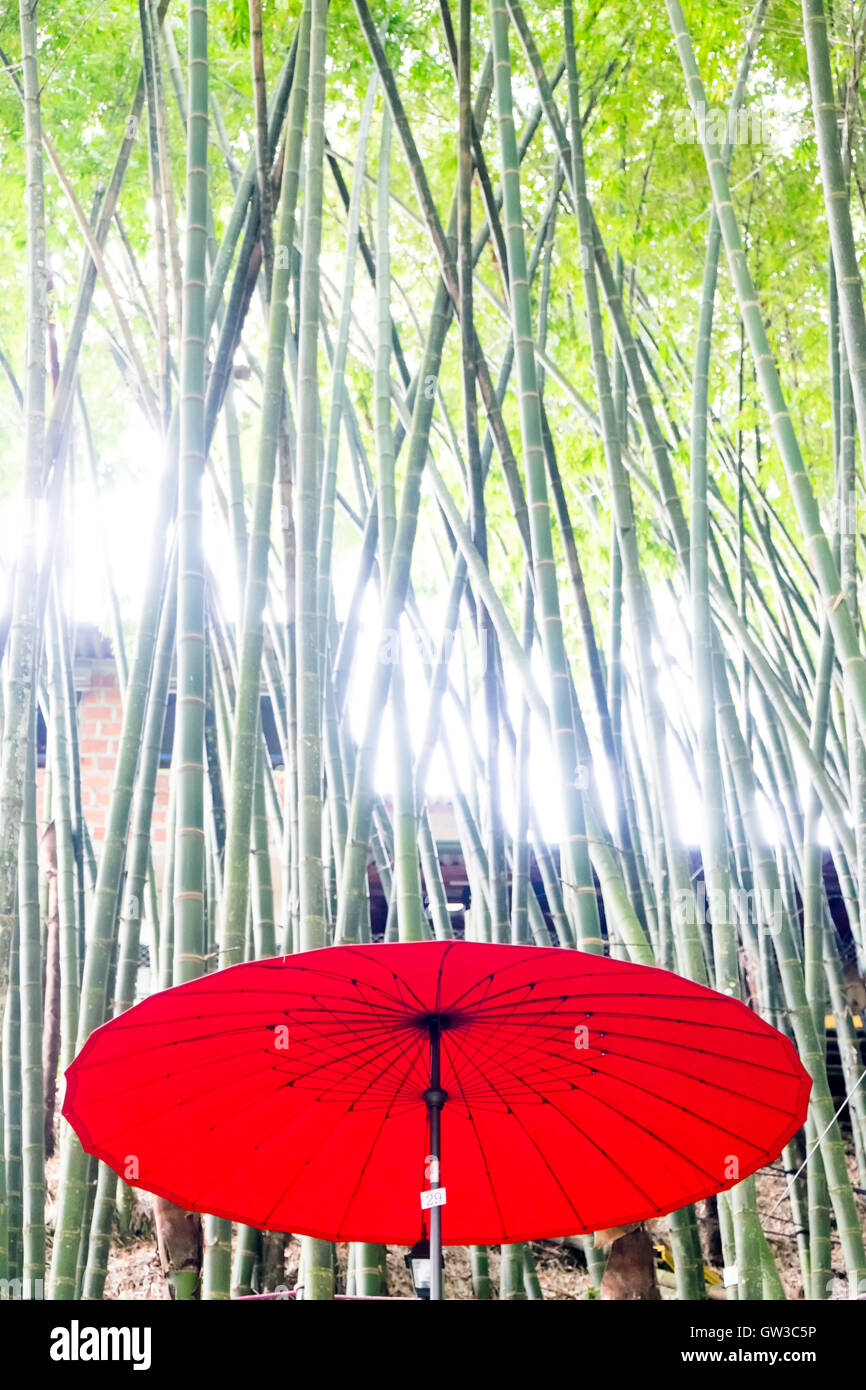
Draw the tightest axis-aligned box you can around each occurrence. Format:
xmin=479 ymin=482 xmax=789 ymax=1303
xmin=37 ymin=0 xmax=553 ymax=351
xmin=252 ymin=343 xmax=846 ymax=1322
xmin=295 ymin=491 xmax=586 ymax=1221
xmin=35 ymin=657 xmax=457 ymax=894
xmin=37 ymin=664 xmax=173 ymax=851
xmin=36 ymin=661 xmax=288 ymax=865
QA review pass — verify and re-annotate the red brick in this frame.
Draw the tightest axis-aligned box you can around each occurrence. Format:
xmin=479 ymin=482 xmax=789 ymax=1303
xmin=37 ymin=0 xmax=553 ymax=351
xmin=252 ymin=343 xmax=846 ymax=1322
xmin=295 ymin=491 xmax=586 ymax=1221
xmin=82 ymin=704 xmax=111 ymax=718
xmin=80 ymin=737 xmax=109 ymax=756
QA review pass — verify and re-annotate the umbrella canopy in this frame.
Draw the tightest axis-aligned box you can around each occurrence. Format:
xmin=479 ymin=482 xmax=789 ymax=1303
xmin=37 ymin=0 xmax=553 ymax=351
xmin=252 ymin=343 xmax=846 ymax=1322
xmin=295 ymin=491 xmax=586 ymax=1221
xmin=63 ymin=939 xmax=810 ymax=1246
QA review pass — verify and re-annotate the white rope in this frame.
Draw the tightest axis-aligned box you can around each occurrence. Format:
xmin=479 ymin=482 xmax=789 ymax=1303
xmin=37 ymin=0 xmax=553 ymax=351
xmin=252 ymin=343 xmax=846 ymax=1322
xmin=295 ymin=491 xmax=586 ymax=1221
xmin=766 ymin=1066 xmax=866 ymax=1221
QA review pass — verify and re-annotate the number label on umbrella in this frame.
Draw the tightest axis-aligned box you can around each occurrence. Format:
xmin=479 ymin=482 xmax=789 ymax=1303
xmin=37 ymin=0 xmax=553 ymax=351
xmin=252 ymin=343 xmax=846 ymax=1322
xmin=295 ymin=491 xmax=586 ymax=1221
xmin=421 ymin=1188 xmax=447 ymax=1210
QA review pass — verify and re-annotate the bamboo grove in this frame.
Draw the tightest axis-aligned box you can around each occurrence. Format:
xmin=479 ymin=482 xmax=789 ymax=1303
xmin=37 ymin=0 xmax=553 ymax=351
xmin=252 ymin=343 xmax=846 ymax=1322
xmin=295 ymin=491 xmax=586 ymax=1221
xmin=1 ymin=0 xmax=866 ymax=1300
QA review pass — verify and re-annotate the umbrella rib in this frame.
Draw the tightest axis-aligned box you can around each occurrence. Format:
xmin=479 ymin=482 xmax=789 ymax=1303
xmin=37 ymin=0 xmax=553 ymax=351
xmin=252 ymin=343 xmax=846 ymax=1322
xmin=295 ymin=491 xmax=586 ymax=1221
xmin=324 ymin=1034 xmax=431 ymax=1237
xmin=566 ymin=1059 xmax=782 ymax=1158
xmin=193 ymin=1021 xmax=424 ymax=1216
xmin=436 ymin=958 xmax=719 ymax=1011
xmin=440 ymin=1029 xmax=511 ymax=1242
xmin=287 ymin=1017 xmax=428 ymax=1100
xmin=326 ymin=945 xmax=433 ymax=1014
xmin=84 ymin=1002 xmax=793 ymax=1107
xmin=460 ymin=990 xmax=771 ymax=1034
xmin=213 ymin=969 xmax=422 ymax=1017
xmin=434 ymin=938 xmax=458 ymax=1015
xmin=265 ymin=957 xmax=424 ymax=1010
xmin=446 ymin=1024 xmax=721 ymax=1206
xmin=191 ymin=1087 xmax=354 ymax=1217
xmin=163 ymin=960 xmax=415 ymax=1000
xmin=455 ymin=998 xmax=771 ymax=1032
xmin=80 ymin=1010 xmax=426 ymax=1156
xmin=443 ymin=1016 xmax=802 ymax=1110
xmin=150 ymin=1081 xmax=327 ymax=1199
xmin=433 ymin=947 xmax=655 ymax=1012
xmin=75 ymin=1015 xmax=417 ymax=1111
xmin=433 ymin=985 xmax=621 ymax=1102
xmin=88 ymin=994 xmax=417 ymax=1049
xmin=88 ymin=1047 xmax=341 ymax=1162
xmin=568 ymin=1040 xmax=802 ymax=1118
xmin=443 ymin=1017 xmax=785 ymax=1158
xmin=68 ymin=1044 xmax=310 ymax=1132
xmin=444 ymin=1025 xmax=591 ymax=1231
xmin=257 ymin=1029 xmax=431 ymax=1229
xmin=64 ymin=942 xmax=810 ymax=1245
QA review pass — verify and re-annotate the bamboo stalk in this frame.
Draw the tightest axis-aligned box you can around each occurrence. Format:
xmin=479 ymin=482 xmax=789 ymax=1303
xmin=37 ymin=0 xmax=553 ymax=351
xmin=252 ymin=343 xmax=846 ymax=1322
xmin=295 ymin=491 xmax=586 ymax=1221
xmin=19 ymin=691 xmax=43 ymax=1295
xmin=489 ymin=0 xmax=599 ymax=950
xmin=220 ymin=2 xmax=311 ymax=971
xmin=0 ymin=0 xmax=47 ymax=1285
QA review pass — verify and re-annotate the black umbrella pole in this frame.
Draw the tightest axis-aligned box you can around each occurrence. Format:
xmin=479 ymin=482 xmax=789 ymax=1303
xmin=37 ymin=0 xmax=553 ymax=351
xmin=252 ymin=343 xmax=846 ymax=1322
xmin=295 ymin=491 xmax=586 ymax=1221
xmin=425 ymin=1020 xmax=447 ymax=1301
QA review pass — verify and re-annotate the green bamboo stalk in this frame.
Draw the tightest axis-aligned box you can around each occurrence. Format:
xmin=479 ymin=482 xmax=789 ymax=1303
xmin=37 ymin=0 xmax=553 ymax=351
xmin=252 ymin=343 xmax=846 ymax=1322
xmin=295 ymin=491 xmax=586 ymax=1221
xmin=333 ymin=285 xmax=450 ymax=943
xmin=666 ymin=0 xmax=866 ymax=746
xmin=522 ymin=1245 xmax=543 ymax=1299
xmin=683 ymin=0 xmax=768 ymax=1298
xmin=802 ymin=0 xmax=866 ymax=460
xmin=248 ymin=0 xmax=274 ymax=289
xmin=231 ymin=1224 xmax=261 ymax=1298
xmin=488 ymin=0 xmax=599 ymax=950
xmin=759 ymin=1225 xmax=786 ymax=1300
xmin=667 ymin=1206 xmax=706 ymax=1303
xmin=500 ymin=1242 xmax=526 ymax=1300
xmin=295 ymin=0 xmax=328 ymax=961
xmin=714 ymin=648 xmax=866 ymax=1288
xmin=46 ymin=588 xmax=78 ymax=1071
xmin=470 ymin=1246 xmax=492 ymax=1298
xmin=41 ymin=30 xmax=156 ymax=479
xmin=19 ymin=690 xmax=43 ymax=1295
xmin=806 ymin=1114 xmax=831 ymax=1300
xmin=158 ymin=0 xmax=210 ymax=1302
xmin=316 ymin=67 xmax=377 ymax=661
xmin=251 ymin=752 xmax=276 ymax=958
xmin=511 ymin=576 xmax=533 ymax=944
xmin=139 ymin=0 xmax=171 ymax=422
xmin=173 ymin=0 xmax=209 ymax=991
xmin=82 ymin=553 xmax=177 ymax=1301
xmin=322 ymin=653 xmax=349 ymax=899
xmin=220 ymin=1 xmax=310 ymax=971
xmin=838 ymin=337 xmax=866 ymax=972
xmin=291 ymin=0 xmax=334 ymax=1301
xmin=455 ymin=0 xmax=508 ymax=943
xmin=49 ymin=352 xmax=177 ymax=1304
xmin=337 ymin=0 xmax=551 ymax=954
xmin=4 ymin=923 xmax=21 ymax=1282
xmin=373 ymin=105 xmax=426 ymax=946
xmin=0 ymin=0 xmax=47 ymax=1284
xmin=159 ymin=775 xmax=177 ymax=991
xmin=559 ymin=5 xmax=696 ymax=992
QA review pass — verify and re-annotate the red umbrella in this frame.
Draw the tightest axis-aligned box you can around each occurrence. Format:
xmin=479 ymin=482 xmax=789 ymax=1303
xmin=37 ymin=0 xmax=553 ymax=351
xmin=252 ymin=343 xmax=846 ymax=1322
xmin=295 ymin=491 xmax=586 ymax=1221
xmin=64 ymin=939 xmax=809 ymax=1298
